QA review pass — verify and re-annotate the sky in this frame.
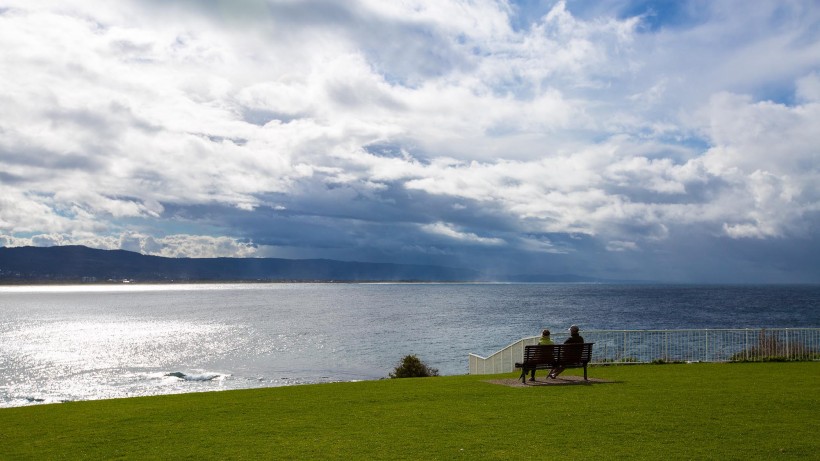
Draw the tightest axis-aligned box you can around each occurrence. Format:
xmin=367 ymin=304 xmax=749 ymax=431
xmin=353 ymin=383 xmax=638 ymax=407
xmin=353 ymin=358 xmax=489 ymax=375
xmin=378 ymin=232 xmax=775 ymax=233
xmin=1 ymin=0 xmax=819 ymax=283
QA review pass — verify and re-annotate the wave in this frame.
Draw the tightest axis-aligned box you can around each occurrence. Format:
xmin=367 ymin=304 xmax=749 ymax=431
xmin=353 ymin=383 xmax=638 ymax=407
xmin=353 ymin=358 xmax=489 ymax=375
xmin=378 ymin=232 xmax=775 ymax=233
xmin=163 ymin=371 xmax=226 ymax=381
xmin=4 ymin=396 xmax=70 ymax=407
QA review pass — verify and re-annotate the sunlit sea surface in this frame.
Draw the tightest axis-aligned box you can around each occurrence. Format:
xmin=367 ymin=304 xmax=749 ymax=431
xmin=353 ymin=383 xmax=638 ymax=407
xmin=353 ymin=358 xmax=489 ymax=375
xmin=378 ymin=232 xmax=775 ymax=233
xmin=1 ymin=283 xmax=818 ymax=407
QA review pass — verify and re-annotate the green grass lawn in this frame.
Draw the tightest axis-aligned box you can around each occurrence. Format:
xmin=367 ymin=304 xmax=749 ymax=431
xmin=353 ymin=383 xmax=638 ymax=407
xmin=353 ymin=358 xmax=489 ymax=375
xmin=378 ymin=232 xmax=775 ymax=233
xmin=1 ymin=362 xmax=818 ymax=460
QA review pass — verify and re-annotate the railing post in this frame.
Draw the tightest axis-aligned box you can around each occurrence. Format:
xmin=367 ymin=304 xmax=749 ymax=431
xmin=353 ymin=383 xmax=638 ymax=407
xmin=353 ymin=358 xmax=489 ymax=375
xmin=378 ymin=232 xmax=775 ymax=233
xmin=705 ymin=329 xmax=709 ymax=362
xmin=623 ymin=331 xmax=627 ymax=362
xmin=785 ymin=328 xmax=790 ymax=360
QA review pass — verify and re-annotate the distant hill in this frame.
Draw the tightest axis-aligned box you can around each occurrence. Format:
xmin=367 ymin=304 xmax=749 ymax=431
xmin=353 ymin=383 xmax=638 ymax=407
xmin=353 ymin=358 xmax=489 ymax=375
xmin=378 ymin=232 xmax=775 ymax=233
xmin=0 ymin=246 xmax=484 ymax=283
xmin=0 ymin=245 xmax=626 ymax=284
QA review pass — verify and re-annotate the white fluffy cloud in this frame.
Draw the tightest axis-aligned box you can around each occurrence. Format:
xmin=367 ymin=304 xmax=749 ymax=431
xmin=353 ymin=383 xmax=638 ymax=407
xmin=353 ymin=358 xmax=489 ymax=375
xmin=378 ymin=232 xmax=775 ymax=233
xmin=0 ymin=232 xmax=257 ymax=258
xmin=1 ymin=0 xmax=819 ymax=281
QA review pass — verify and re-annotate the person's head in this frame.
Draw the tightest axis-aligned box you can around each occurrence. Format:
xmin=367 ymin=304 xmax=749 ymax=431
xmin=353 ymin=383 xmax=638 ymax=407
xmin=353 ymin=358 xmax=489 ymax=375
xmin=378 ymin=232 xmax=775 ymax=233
xmin=541 ymin=329 xmax=550 ymax=337
xmin=569 ymin=325 xmax=580 ymax=335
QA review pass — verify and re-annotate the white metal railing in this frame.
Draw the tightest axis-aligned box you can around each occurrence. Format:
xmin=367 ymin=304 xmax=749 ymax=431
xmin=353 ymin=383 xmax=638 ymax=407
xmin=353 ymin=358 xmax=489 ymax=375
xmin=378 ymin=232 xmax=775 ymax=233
xmin=468 ymin=328 xmax=820 ymax=375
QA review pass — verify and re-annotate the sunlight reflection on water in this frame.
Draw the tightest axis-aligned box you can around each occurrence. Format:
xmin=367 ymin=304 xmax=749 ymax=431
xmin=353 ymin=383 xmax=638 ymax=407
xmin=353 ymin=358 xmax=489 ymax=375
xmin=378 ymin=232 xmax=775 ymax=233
xmin=10 ymin=319 xmax=232 ymax=368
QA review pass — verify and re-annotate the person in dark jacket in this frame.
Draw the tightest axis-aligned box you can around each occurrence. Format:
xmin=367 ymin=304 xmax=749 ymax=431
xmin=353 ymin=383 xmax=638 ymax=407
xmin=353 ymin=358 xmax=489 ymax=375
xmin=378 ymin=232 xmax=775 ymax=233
xmin=548 ymin=325 xmax=584 ymax=379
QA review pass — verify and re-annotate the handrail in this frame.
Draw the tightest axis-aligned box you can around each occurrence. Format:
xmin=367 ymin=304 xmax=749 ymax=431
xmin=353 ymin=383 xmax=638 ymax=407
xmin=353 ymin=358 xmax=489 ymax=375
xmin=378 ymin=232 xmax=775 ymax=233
xmin=469 ymin=328 xmax=820 ymax=374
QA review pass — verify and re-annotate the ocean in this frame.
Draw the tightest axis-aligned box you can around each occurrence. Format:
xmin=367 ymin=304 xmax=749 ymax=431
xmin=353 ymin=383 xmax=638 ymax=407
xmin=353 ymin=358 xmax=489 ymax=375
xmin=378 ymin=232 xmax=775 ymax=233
xmin=1 ymin=283 xmax=818 ymax=407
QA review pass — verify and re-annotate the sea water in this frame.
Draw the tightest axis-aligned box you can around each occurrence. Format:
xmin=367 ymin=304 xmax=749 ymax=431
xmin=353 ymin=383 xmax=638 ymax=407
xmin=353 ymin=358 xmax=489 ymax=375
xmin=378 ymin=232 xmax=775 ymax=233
xmin=1 ymin=283 xmax=818 ymax=407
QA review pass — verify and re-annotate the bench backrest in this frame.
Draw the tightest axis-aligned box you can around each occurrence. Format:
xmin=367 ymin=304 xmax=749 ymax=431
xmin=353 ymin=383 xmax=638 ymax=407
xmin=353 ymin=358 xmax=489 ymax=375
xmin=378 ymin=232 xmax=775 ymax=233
xmin=523 ymin=344 xmax=555 ymax=363
xmin=523 ymin=343 xmax=594 ymax=365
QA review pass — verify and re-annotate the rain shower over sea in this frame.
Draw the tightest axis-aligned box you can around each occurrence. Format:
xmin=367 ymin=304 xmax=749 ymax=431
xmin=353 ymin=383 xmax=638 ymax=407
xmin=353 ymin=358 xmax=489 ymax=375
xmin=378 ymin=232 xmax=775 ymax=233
xmin=1 ymin=283 xmax=818 ymax=407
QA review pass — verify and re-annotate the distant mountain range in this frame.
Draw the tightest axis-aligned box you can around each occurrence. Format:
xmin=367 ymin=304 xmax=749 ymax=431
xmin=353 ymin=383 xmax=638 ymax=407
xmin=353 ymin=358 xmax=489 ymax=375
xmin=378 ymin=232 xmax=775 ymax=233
xmin=0 ymin=245 xmax=614 ymax=283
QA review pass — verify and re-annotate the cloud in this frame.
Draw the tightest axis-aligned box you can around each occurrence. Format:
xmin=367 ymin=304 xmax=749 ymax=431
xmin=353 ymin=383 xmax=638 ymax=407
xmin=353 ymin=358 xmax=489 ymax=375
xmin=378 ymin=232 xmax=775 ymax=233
xmin=0 ymin=0 xmax=818 ymax=282
xmin=421 ymin=222 xmax=506 ymax=246
xmin=606 ymin=240 xmax=639 ymax=252
xmin=0 ymin=232 xmax=258 ymax=258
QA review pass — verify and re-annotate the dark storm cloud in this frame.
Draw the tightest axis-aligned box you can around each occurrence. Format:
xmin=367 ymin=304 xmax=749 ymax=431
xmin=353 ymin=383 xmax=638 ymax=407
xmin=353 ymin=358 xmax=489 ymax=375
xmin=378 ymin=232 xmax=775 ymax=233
xmin=155 ymin=175 xmax=521 ymax=263
xmin=637 ymin=224 xmax=820 ymax=283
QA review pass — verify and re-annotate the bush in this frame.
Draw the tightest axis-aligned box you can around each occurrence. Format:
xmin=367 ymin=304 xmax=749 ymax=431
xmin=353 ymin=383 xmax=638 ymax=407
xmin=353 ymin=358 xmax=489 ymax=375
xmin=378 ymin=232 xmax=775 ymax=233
xmin=389 ymin=355 xmax=439 ymax=378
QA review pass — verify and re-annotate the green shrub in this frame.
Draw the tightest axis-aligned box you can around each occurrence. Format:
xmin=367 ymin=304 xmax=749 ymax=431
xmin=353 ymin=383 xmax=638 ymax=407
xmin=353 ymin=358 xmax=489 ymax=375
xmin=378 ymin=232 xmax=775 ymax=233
xmin=651 ymin=358 xmax=685 ymax=365
xmin=389 ymin=354 xmax=439 ymax=378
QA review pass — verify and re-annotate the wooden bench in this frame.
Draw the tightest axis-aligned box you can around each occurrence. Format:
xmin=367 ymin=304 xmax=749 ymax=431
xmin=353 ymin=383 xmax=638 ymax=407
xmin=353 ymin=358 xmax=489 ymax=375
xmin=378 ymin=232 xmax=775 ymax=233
xmin=514 ymin=343 xmax=594 ymax=383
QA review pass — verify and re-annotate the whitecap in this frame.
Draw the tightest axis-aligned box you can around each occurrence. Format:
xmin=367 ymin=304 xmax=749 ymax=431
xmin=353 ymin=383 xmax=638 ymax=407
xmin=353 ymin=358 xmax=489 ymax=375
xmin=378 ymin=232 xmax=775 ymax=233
xmin=164 ymin=371 xmax=226 ymax=381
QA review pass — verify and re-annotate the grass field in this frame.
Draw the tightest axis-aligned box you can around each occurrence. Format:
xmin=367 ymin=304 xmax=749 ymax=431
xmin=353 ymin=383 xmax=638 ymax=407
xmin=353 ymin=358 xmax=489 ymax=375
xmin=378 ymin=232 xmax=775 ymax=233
xmin=1 ymin=362 xmax=818 ymax=460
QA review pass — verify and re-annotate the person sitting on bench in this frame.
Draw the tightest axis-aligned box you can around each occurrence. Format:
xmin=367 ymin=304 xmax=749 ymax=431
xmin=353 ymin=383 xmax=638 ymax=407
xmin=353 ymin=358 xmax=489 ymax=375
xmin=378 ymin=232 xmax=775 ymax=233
xmin=528 ymin=329 xmax=554 ymax=381
xmin=549 ymin=325 xmax=584 ymax=379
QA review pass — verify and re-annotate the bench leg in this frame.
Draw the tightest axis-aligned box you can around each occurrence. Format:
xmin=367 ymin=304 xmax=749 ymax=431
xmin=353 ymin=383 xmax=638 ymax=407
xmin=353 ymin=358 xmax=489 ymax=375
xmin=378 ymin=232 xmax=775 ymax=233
xmin=519 ymin=368 xmax=526 ymax=383
xmin=583 ymin=364 xmax=588 ymax=381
